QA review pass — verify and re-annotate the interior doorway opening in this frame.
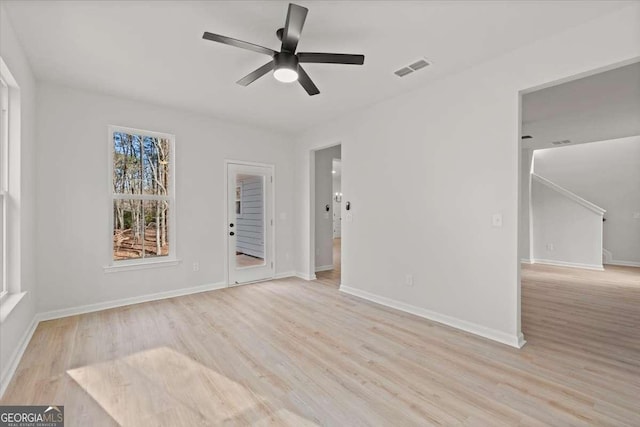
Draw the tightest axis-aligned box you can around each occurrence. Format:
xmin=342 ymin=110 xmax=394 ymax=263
xmin=518 ymin=60 xmax=640 ymax=349
xmin=313 ymin=144 xmax=342 ymax=287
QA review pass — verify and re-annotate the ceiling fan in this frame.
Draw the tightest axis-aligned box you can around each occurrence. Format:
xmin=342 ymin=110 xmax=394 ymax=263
xmin=202 ymin=3 xmax=365 ymax=96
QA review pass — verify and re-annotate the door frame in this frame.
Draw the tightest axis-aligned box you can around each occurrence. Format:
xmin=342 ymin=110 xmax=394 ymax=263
xmin=224 ymin=159 xmax=276 ymax=287
xmin=309 ymin=142 xmax=342 ymax=283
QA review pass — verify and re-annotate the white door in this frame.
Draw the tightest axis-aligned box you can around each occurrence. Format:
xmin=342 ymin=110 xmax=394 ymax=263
xmin=227 ymin=163 xmax=274 ymax=285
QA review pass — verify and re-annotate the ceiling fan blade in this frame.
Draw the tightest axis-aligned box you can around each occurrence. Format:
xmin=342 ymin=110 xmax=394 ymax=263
xmin=202 ymin=32 xmax=276 ymax=56
xmin=236 ymin=61 xmax=275 ymax=86
xmin=298 ymin=52 xmax=365 ymax=65
xmin=298 ymin=65 xmax=319 ymax=96
xmin=281 ymin=3 xmax=308 ymax=53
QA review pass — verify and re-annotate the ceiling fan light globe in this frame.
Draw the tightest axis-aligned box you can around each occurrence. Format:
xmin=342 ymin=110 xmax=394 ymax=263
xmin=274 ymin=67 xmax=299 ymax=83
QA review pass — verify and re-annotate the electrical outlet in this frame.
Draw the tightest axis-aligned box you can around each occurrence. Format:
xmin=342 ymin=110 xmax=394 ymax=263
xmin=192 ymin=262 xmax=200 ymax=272
xmin=546 ymin=243 xmax=554 ymax=252
xmin=405 ymin=274 xmax=414 ymax=287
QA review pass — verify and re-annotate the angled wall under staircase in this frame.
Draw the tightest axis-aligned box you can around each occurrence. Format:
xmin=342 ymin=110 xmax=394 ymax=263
xmin=531 ymin=173 xmax=606 ymax=270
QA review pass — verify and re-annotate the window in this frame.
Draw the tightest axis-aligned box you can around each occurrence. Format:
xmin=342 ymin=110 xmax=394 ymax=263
xmin=0 ymin=76 xmax=7 ymax=300
xmin=109 ymin=126 xmax=175 ymax=267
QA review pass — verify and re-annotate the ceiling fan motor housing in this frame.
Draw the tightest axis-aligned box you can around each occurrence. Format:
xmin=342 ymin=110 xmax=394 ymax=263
xmin=274 ymin=52 xmax=299 ymax=72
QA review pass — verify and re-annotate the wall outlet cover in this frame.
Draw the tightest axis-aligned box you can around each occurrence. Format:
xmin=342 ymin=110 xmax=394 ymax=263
xmin=405 ymin=274 xmax=414 ymax=287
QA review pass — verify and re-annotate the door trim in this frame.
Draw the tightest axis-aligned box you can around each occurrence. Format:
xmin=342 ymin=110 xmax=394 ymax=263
xmin=224 ymin=160 xmax=276 ymax=287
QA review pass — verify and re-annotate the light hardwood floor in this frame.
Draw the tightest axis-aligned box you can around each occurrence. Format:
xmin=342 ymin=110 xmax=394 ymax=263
xmin=315 ymin=238 xmax=341 ymax=288
xmin=1 ymin=263 xmax=639 ymax=425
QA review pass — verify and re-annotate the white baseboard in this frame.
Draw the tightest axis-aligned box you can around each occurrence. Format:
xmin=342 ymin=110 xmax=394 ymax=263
xmin=38 ymin=281 xmax=227 ymax=322
xmin=0 ymin=315 xmax=39 ymax=398
xmin=339 ymin=285 xmax=525 ymax=349
xmin=520 ymin=258 xmax=534 ymax=264
xmin=295 ymin=272 xmax=317 ymax=281
xmin=515 ymin=332 xmax=526 ymax=348
xmin=606 ymin=259 xmax=640 ymax=268
xmin=274 ymin=271 xmax=296 ymax=279
xmin=532 ymin=258 xmax=604 ymax=271
xmin=315 ymin=265 xmax=334 ymax=272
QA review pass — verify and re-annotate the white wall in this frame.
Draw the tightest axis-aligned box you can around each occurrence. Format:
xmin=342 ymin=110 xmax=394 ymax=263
xmin=531 ymin=177 xmax=604 ymax=269
xmin=314 ymin=145 xmax=341 ymax=271
xmin=35 ymin=83 xmax=295 ymax=313
xmin=0 ymin=4 xmax=38 ymax=390
xmin=534 ymin=136 xmax=640 ymax=265
xmin=294 ymin=4 xmax=640 ymax=347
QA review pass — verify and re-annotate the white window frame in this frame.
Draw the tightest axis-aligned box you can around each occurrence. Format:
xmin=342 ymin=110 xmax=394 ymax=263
xmin=105 ymin=125 xmax=177 ymax=272
xmin=0 ymin=75 xmax=8 ymax=302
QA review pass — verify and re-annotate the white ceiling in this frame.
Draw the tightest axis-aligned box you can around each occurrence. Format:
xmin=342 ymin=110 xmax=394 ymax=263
xmin=2 ymin=0 xmax=633 ymax=134
xmin=522 ymin=61 xmax=640 ymax=149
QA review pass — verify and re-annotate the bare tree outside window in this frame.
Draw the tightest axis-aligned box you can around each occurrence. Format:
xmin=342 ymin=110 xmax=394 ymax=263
xmin=112 ymin=130 xmax=172 ymax=262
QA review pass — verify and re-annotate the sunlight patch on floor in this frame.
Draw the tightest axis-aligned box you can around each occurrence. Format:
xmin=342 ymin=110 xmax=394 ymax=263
xmin=67 ymin=346 xmax=319 ymax=425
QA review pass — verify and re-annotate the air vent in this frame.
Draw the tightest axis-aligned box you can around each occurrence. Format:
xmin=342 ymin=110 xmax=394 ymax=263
xmin=551 ymin=139 xmax=571 ymax=145
xmin=394 ymin=67 xmax=413 ymax=77
xmin=394 ymin=58 xmax=430 ymax=77
xmin=409 ymin=59 xmax=429 ymax=71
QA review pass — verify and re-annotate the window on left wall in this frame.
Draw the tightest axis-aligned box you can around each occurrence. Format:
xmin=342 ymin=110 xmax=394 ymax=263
xmin=109 ymin=126 xmax=175 ymax=268
xmin=0 ymin=75 xmax=8 ymax=301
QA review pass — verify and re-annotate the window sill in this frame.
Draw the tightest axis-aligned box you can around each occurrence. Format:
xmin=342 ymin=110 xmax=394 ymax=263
xmin=103 ymin=258 xmax=182 ymax=274
xmin=0 ymin=292 xmax=28 ymax=323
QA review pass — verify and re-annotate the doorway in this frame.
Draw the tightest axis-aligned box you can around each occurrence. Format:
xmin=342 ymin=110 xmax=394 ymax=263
xmin=518 ymin=60 xmax=640 ymax=350
xmin=226 ymin=162 xmax=274 ymax=285
xmin=312 ymin=145 xmax=342 ymax=287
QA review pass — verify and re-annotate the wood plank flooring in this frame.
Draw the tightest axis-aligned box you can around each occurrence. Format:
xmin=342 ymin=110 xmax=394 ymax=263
xmin=315 ymin=238 xmax=341 ymax=288
xmin=1 ymin=263 xmax=639 ymax=425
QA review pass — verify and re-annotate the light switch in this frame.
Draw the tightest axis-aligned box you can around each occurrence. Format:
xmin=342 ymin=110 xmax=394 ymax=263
xmin=346 ymin=213 xmax=353 ymax=222
xmin=324 ymin=212 xmax=330 ymax=219
xmin=492 ymin=213 xmax=503 ymax=227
